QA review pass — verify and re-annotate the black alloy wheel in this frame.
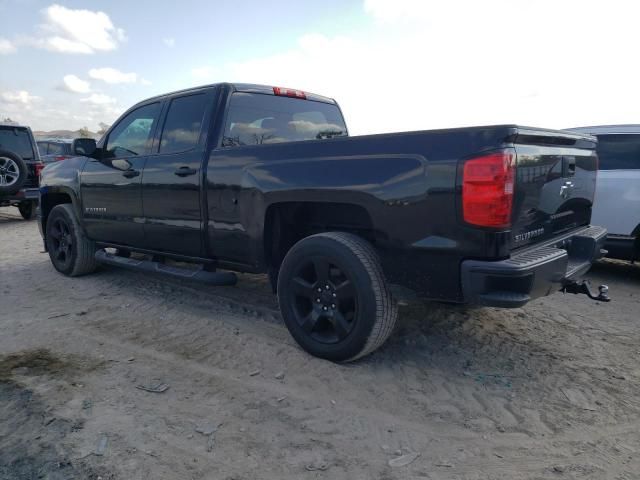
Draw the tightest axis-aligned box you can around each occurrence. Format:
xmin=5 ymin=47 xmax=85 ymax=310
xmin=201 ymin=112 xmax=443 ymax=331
xmin=277 ymin=232 xmax=398 ymax=362
xmin=288 ymin=256 xmax=358 ymax=344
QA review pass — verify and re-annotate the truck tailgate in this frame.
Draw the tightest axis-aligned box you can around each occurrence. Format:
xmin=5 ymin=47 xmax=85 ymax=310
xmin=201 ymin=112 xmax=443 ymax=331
xmin=511 ymin=128 xmax=598 ymax=249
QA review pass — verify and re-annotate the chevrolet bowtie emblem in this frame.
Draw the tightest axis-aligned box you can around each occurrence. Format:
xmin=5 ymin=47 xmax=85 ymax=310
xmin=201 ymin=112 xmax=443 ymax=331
xmin=559 ymin=180 xmax=574 ymax=199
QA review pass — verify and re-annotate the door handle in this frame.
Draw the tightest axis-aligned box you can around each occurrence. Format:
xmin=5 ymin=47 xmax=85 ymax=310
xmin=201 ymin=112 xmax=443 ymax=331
xmin=174 ymin=166 xmax=197 ymax=177
xmin=122 ymin=169 xmax=140 ymax=178
xmin=563 ymin=156 xmax=576 ymax=177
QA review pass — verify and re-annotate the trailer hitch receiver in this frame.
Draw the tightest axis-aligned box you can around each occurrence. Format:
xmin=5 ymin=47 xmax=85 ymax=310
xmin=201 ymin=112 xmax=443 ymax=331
xmin=562 ymin=280 xmax=610 ymax=302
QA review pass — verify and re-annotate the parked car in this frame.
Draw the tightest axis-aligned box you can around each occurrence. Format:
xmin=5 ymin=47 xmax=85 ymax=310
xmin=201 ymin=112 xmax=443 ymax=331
xmin=37 ymin=138 xmax=97 ymax=163
xmin=39 ymin=83 xmax=608 ymax=361
xmin=0 ymin=122 xmax=44 ymax=219
xmin=566 ymin=125 xmax=640 ymax=261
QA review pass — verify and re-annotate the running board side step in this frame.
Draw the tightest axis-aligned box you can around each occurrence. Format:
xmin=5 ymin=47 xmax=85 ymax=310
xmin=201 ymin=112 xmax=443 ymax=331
xmin=94 ymin=250 xmax=237 ymax=286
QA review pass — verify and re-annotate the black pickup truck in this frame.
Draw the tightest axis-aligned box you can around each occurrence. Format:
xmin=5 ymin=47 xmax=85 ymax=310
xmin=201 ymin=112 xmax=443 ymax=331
xmin=39 ymin=83 xmax=608 ymax=361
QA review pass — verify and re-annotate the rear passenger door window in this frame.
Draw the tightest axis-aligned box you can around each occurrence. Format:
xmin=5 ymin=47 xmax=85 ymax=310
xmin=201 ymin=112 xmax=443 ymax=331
xmin=158 ymin=94 xmax=207 ymax=154
xmin=596 ymin=134 xmax=640 ymax=170
xmin=104 ymin=103 xmax=161 ymax=159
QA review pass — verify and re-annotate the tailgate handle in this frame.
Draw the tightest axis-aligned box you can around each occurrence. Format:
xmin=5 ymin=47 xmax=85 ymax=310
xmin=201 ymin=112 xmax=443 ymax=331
xmin=563 ymin=156 xmax=576 ymax=177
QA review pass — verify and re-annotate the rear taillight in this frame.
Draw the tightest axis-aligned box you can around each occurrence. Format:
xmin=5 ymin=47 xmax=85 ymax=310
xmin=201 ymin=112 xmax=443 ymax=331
xmin=273 ymin=86 xmax=306 ymax=99
xmin=54 ymin=155 xmax=69 ymax=161
xmin=462 ymin=150 xmax=515 ymax=228
xmin=34 ymin=163 xmax=45 ymax=178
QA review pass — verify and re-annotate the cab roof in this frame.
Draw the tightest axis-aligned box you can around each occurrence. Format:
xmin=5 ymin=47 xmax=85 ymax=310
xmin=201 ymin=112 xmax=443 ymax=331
xmin=139 ymin=82 xmax=337 ymax=106
xmin=566 ymin=124 xmax=640 ymax=135
xmin=0 ymin=122 xmax=30 ymax=129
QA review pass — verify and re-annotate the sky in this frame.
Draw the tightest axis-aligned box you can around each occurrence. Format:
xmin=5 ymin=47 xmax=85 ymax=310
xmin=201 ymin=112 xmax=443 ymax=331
xmin=1 ymin=0 xmax=639 ymax=135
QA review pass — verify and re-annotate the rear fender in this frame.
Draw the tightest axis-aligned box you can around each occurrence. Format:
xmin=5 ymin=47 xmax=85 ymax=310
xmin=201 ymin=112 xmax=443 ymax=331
xmin=243 ymin=154 xmax=428 ymax=267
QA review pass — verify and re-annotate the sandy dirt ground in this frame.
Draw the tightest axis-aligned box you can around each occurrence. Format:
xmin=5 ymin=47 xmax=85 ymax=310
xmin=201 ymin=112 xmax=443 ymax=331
xmin=1 ymin=206 xmax=639 ymax=480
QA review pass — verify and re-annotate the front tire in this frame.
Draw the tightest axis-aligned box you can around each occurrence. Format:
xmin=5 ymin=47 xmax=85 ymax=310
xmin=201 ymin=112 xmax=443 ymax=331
xmin=277 ymin=232 xmax=398 ymax=362
xmin=45 ymin=204 xmax=98 ymax=276
xmin=18 ymin=200 xmax=37 ymax=220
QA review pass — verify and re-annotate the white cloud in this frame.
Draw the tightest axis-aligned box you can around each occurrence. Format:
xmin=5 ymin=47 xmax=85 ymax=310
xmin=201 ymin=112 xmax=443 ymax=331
xmin=0 ymin=37 xmax=16 ymax=54
xmin=140 ymin=78 xmax=152 ymax=86
xmin=0 ymin=90 xmax=122 ymax=131
xmin=0 ymin=91 xmax=41 ymax=122
xmin=163 ymin=37 xmax=175 ymax=48
xmin=363 ymin=0 xmax=416 ymax=23
xmin=80 ymin=93 xmax=116 ymax=105
xmin=89 ymin=67 xmax=137 ymax=84
xmin=36 ymin=4 xmax=126 ymax=54
xmin=62 ymin=74 xmax=91 ymax=93
xmin=191 ymin=66 xmax=217 ymax=81
xmin=210 ymin=1 xmax=640 ymax=134
xmin=1 ymin=91 xmax=40 ymax=105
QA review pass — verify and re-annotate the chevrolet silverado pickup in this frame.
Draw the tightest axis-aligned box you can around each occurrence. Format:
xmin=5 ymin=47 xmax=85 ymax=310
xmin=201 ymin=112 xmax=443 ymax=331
xmin=39 ymin=83 xmax=608 ymax=361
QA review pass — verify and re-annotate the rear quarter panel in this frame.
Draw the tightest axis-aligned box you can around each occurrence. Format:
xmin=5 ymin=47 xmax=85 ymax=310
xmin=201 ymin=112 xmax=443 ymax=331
xmin=206 ymin=126 xmax=516 ymax=299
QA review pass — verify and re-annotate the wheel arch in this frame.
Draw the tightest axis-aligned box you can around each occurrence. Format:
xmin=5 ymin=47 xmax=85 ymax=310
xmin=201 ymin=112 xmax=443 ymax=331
xmin=263 ymin=201 xmax=376 ymax=287
xmin=40 ymin=187 xmax=82 ymax=236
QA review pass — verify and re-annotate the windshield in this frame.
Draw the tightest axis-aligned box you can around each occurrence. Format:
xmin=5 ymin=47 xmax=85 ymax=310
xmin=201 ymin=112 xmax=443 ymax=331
xmin=222 ymin=92 xmax=347 ymax=147
xmin=0 ymin=127 xmax=35 ymax=159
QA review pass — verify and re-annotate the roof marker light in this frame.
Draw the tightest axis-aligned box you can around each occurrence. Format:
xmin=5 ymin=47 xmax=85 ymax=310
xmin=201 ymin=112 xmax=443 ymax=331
xmin=273 ymin=87 xmax=307 ymax=99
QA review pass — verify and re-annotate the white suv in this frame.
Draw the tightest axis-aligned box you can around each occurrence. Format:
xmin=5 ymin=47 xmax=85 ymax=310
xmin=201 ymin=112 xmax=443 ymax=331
xmin=567 ymin=125 xmax=640 ymax=261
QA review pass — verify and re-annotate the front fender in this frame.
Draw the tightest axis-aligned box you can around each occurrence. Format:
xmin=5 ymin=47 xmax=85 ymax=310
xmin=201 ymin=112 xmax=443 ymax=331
xmin=39 ymin=156 xmax=89 ymax=231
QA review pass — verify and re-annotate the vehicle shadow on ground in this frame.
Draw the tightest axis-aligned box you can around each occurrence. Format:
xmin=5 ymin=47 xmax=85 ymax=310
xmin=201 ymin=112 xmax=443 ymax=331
xmin=0 ymin=213 xmax=31 ymax=225
xmin=590 ymin=258 xmax=640 ymax=285
xmin=360 ymin=298 xmax=557 ymax=379
xmin=24 ymin=254 xmax=602 ymax=388
xmin=87 ymin=263 xmax=554 ymax=376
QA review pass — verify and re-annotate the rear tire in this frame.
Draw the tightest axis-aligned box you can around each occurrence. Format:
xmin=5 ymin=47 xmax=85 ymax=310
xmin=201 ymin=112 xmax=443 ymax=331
xmin=45 ymin=204 xmax=98 ymax=276
xmin=277 ymin=232 xmax=398 ymax=362
xmin=18 ymin=200 xmax=37 ymax=220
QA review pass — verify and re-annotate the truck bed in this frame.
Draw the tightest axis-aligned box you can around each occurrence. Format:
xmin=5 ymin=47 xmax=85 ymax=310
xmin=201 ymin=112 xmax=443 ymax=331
xmin=206 ymin=123 xmax=597 ymax=300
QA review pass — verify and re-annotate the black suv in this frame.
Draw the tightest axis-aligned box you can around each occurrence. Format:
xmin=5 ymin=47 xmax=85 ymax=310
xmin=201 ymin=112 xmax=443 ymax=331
xmin=0 ymin=123 xmax=44 ymax=219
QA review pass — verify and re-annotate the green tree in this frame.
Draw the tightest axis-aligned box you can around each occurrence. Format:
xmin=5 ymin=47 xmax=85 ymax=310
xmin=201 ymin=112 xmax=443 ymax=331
xmin=78 ymin=126 xmax=91 ymax=138
xmin=97 ymin=122 xmax=110 ymax=135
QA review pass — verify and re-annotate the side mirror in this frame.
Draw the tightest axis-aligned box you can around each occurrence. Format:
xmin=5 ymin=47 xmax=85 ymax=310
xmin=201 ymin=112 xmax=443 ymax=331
xmin=73 ymin=138 xmax=97 ymax=156
xmin=92 ymin=147 xmax=104 ymax=160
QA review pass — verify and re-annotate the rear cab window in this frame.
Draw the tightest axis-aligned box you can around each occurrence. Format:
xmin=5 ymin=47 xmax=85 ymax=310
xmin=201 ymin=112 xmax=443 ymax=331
xmin=48 ymin=142 xmax=66 ymax=155
xmin=0 ymin=126 xmax=35 ymax=159
xmin=222 ymin=92 xmax=347 ymax=147
xmin=595 ymin=134 xmax=640 ymax=170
